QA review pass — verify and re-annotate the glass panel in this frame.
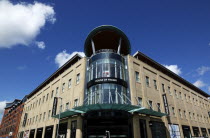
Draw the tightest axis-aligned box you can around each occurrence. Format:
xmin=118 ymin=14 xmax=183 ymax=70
xmin=87 ymin=83 xmax=129 ymax=105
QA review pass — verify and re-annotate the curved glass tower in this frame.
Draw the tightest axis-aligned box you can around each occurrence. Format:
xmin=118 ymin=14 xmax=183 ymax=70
xmin=84 ymin=25 xmax=131 ymax=105
xmin=83 ymin=25 xmax=133 ymax=138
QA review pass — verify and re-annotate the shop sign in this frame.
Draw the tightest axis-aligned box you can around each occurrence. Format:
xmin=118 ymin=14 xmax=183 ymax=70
xmin=162 ymin=94 xmax=170 ymax=115
xmin=52 ymin=97 xmax=58 ymax=116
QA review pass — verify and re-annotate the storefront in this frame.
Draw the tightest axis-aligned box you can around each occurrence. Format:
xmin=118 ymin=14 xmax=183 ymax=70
xmin=44 ymin=126 xmax=53 ymax=138
xmin=182 ymin=125 xmax=191 ymax=138
xmin=201 ymin=128 xmax=208 ymax=137
xmin=192 ymin=126 xmax=200 ymax=137
xmin=29 ymin=129 xmax=35 ymax=138
xmin=36 ymin=128 xmax=43 ymax=138
xmin=150 ymin=121 xmax=167 ymax=138
xmin=83 ymin=110 xmax=132 ymax=138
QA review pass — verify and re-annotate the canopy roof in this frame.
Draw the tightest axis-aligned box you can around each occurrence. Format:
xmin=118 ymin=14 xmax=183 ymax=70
xmin=53 ymin=104 xmax=167 ymax=119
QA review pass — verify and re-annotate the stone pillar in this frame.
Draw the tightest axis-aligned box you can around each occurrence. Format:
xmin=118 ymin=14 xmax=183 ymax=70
xmin=52 ymin=124 xmax=57 ymax=138
xmin=132 ymin=114 xmax=140 ymax=138
xmin=42 ymin=126 xmax=46 ymax=138
xmin=76 ymin=116 xmax=83 ymax=138
xmin=66 ymin=118 xmax=71 ymax=138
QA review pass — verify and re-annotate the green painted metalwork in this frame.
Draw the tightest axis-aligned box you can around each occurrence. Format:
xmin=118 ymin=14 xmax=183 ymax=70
xmin=52 ymin=104 xmax=167 ymax=119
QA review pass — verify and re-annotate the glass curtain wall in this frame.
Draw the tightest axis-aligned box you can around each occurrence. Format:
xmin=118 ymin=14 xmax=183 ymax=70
xmin=86 ymin=53 xmax=129 ymax=105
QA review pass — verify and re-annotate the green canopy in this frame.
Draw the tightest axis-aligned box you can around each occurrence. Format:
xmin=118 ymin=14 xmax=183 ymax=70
xmin=53 ymin=104 xmax=167 ymax=119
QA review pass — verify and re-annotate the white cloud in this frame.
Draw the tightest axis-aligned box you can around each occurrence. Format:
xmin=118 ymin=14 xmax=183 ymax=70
xmin=35 ymin=41 xmax=45 ymax=49
xmin=193 ymin=80 xmax=206 ymax=88
xmin=0 ymin=0 xmax=55 ymax=48
xmin=0 ymin=101 xmax=7 ymax=121
xmin=55 ymin=50 xmax=85 ymax=67
xmin=163 ymin=64 xmax=182 ymax=75
xmin=197 ymin=66 xmax=210 ymax=75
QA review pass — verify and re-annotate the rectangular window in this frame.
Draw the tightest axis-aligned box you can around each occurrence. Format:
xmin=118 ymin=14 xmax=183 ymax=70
xmin=43 ymin=112 xmax=46 ymax=121
xmin=76 ymin=73 xmax=80 ymax=84
xmin=154 ymin=80 xmax=157 ymax=89
xmin=157 ymin=103 xmax=161 ymax=112
xmin=36 ymin=115 xmax=38 ymax=122
xmin=56 ymin=87 xmax=59 ymax=96
xmin=172 ymin=107 xmax=175 ymax=116
xmin=66 ymin=102 xmax=69 ymax=110
xmin=43 ymin=96 xmax=45 ymax=103
xmin=68 ymin=79 xmax=72 ymax=88
xmin=149 ymin=100 xmax=153 ymax=110
xmin=62 ymin=83 xmax=65 ymax=92
xmin=168 ymin=86 xmax=171 ymax=94
xmin=39 ymin=98 xmax=41 ymax=105
xmin=74 ymin=99 xmax=78 ymax=107
xmin=162 ymin=84 xmax=165 ymax=92
xmin=46 ymin=93 xmax=49 ymax=101
xmin=179 ymin=109 xmax=182 ymax=118
xmin=174 ymin=89 xmax=177 ymax=98
xmin=39 ymin=114 xmax=42 ymax=122
xmin=179 ymin=92 xmax=182 ymax=99
xmin=135 ymin=71 xmax=140 ymax=82
xmin=137 ymin=97 xmax=142 ymax=107
xmin=145 ymin=76 xmax=149 ymax=87
xmin=51 ymin=90 xmax=54 ymax=98
xmin=48 ymin=110 xmax=51 ymax=118
xmin=184 ymin=111 xmax=186 ymax=118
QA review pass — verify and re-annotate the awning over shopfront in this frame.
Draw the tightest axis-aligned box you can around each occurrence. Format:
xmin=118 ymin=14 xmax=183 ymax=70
xmin=53 ymin=104 xmax=167 ymax=119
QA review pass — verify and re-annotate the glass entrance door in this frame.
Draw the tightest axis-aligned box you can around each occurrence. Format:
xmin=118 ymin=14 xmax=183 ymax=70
xmin=83 ymin=111 xmax=132 ymax=138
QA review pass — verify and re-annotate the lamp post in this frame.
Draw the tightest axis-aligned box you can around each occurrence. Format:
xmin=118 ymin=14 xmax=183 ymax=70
xmin=56 ymin=97 xmax=62 ymax=138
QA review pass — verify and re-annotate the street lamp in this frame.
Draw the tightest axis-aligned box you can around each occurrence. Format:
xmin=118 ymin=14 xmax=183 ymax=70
xmin=56 ymin=97 xmax=62 ymax=138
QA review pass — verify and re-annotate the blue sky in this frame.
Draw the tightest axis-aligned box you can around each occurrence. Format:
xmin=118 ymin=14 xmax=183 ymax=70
xmin=0 ymin=0 xmax=210 ymax=118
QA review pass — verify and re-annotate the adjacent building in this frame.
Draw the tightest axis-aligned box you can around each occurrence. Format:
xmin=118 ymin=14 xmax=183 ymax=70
xmin=17 ymin=25 xmax=210 ymax=138
xmin=0 ymin=97 xmax=27 ymax=138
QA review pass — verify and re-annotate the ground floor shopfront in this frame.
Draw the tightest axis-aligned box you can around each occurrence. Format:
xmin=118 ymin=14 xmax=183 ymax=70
xmin=18 ymin=111 xmax=210 ymax=138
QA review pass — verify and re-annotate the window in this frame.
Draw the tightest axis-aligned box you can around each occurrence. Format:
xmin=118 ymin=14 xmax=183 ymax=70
xmin=174 ymin=89 xmax=177 ymax=98
xmin=62 ymin=83 xmax=65 ymax=92
xmin=43 ymin=112 xmax=46 ymax=121
xmin=145 ymin=76 xmax=149 ymax=87
xmin=189 ymin=112 xmax=192 ymax=120
xmin=178 ymin=109 xmax=182 ymax=118
xmin=60 ymin=105 xmax=63 ymax=112
xmin=48 ymin=110 xmax=51 ymax=118
xmin=184 ymin=111 xmax=186 ymax=118
xmin=51 ymin=90 xmax=54 ymax=98
xmin=43 ymin=96 xmax=45 ymax=103
xmin=135 ymin=71 xmax=140 ymax=82
xmin=162 ymin=84 xmax=165 ymax=92
xmin=168 ymin=86 xmax=171 ymax=94
xmin=179 ymin=92 xmax=182 ymax=99
xmin=46 ymin=93 xmax=49 ymax=101
xmin=137 ymin=97 xmax=142 ymax=107
xmin=39 ymin=114 xmax=42 ymax=122
xmin=154 ymin=80 xmax=157 ymax=89
xmin=39 ymin=98 xmax=41 ymax=105
xmin=172 ymin=107 xmax=175 ymax=116
xmin=157 ymin=103 xmax=161 ymax=112
xmin=184 ymin=94 xmax=187 ymax=100
xmin=76 ymin=73 xmax=80 ymax=84
xmin=74 ymin=99 xmax=78 ymax=107
xmin=68 ymin=79 xmax=72 ymax=88
xmin=36 ymin=115 xmax=38 ymax=122
xmin=56 ymin=87 xmax=59 ymax=96
xmin=66 ymin=102 xmax=70 ymax=110
xmin=149 ymin=100 xmax=153 ymax=110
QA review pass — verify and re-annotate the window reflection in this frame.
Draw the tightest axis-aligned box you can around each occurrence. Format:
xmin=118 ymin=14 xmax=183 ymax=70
xmin=87 ymin=83 xmax=128 ymax=105
xmin=88 ymin=58 xmax=125 ymax=80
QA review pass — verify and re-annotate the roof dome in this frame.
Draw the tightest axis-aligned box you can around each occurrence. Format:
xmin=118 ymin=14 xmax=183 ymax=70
xmin=84 ymin=25 xmax=131 ymax=57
